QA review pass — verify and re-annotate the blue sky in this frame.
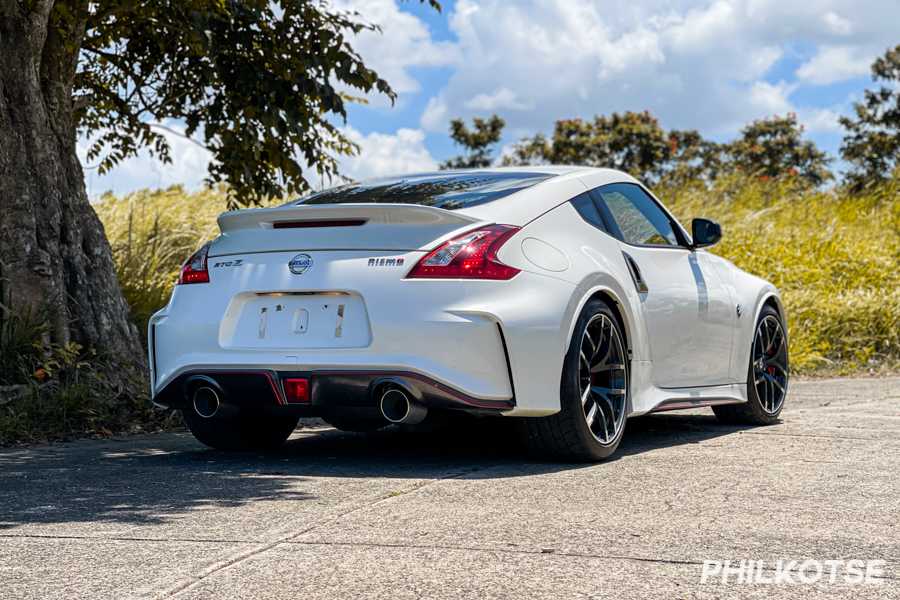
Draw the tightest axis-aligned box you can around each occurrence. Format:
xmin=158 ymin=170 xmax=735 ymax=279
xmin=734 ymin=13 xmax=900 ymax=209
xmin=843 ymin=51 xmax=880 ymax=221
xmin=80 ymin=0 xmax=899 ymax=196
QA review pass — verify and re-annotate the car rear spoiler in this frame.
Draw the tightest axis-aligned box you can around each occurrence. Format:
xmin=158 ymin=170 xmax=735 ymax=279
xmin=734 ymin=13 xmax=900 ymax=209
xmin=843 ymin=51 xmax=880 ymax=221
xmin=211 ymin=203 xmax=482 ymax=255
xmin=217 ymin=203 xmax=480 ymax=233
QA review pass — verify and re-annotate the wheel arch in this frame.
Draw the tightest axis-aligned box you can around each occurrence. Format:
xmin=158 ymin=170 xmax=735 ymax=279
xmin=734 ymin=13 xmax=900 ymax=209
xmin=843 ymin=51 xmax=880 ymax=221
xmin=563 ymin=280 xmax=638 ymax=362
xmin=735 ymin=288 xmax=789 ymax=382
xmin=754 ymin=291 xmax=787 ymax=338
xmin=761 ymin=293 xmax=785 ymax=321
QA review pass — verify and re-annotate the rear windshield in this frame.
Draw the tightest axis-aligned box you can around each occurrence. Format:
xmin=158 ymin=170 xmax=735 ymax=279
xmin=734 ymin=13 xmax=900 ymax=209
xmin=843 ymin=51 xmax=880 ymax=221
xmin=293 ymin=171 xmax=554 ymax=210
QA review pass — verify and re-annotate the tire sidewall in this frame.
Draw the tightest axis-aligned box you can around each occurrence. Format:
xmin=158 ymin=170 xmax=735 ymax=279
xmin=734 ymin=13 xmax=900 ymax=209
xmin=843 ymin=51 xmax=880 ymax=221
xmin=561 ymin=299 xmax=628 ymax=459
xmin=746 ymin=305 xmax=788 ymax=422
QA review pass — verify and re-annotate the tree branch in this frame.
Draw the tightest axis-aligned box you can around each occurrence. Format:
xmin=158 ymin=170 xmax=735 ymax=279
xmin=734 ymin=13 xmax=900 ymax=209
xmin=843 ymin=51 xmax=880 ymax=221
xmin=148 ymin=122 xmax=210 ymax=151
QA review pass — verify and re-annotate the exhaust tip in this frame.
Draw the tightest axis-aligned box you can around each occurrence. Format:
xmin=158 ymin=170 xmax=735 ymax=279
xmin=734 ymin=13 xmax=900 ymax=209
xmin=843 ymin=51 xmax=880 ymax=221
xmin=193 ymin=386 xmax=221 ymax=419
xmin=379 ymin=387 xmax=427 ymax=425
xmin=380 ymin=388 xmax=411 ymax=423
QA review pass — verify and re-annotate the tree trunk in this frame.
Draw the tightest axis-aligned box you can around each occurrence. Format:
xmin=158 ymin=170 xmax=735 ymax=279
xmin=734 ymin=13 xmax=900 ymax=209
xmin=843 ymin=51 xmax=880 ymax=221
xmin=0 ymin=3 xmax=144 ymax=373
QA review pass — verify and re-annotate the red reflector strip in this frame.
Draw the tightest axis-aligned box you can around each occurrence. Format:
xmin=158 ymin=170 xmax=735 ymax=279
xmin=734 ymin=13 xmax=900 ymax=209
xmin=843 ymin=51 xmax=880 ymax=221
xmin=283 ymin=378 xmax=310 ymax=404
xmin=273 ymin=219 xmax=366 ymax=229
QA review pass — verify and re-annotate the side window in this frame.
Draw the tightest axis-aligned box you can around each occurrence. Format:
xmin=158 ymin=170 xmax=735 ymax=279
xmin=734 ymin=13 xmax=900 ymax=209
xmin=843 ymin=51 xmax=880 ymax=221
xmin=592 ymin=184 xmax=679 ymax=246
xmin=570 ymin=192 xmax=608 ymax=232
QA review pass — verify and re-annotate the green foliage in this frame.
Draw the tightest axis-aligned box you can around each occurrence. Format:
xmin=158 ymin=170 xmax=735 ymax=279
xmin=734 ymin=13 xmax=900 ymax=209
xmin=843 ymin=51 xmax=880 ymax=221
xmin=725 ymin=114 xmax=832 ymax=186
xmin=0 ymin=290 xmax=48 ymax=387
xmin=442 ymin=115 xmax=506 ymax=169
xmin=661 ymin=129 xmax=724 ymax=187
xmin=840 ymin=44 xmax=900 ymax=191
xmin=505 ymin=111 xmax=672 ymax=182
xmin=0 ymin=343 xmax=169 ymax=446
xmin=659 ymin=174 xmax=900 ymax=373
xmin=501 ymin=112 xmax=833 ymax=188
xmin=70 ymin=0 xmax=439 ymax=206
xmin=0 ymin=299 xmax=170 ymax=446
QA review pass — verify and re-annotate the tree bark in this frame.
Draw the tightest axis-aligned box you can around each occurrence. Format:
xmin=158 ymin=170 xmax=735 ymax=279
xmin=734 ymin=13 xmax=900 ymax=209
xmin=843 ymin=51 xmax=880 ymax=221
xmin=0 ymin=2 xmax=144 ymax=372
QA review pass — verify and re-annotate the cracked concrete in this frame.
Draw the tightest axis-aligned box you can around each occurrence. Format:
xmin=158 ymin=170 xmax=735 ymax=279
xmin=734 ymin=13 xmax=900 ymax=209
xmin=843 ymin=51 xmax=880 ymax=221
xmin=0 ymin=377 xmax=898 ymax=599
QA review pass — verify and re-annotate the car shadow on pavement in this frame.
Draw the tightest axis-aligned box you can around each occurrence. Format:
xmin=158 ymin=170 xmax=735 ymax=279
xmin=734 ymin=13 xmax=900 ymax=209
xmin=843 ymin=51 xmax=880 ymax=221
xmin=0 ymin=412 xmax=751 ymax=531
xmin=618 ymin=412 xmax=756 ymax=457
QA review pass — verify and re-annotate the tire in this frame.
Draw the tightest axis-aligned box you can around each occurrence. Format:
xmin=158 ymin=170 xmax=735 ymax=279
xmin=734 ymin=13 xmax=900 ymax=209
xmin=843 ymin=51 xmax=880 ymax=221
xmin=713 ymin=305 xmax=788 ymax=425
xmin=183 ymin=410 xmax=299 ymax=451
xmin=523 ymin=298 xmax=629 ymax=461
xmin=322 ymin=415 xmax=386 ymax=433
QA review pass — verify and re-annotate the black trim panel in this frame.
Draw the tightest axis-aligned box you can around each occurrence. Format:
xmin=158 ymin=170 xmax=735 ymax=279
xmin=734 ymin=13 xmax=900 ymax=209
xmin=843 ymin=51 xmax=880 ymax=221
xmin=648 ymin=397 xmax=744 ymax=413
xmin=495 ymin=323 xmax=517 ymax=402
xmin=152 ymin=368 xmax=515 ymax=416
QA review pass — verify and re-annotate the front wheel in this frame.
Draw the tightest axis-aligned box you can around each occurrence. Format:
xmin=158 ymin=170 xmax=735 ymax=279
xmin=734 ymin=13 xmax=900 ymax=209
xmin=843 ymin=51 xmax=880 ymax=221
xmin=523 ymin=298 xmax=629 ymax=461
xmin=183 ymin=410 xmax=299 ymax=451
xmin=713 ymin=305 xmax=788 ymax=425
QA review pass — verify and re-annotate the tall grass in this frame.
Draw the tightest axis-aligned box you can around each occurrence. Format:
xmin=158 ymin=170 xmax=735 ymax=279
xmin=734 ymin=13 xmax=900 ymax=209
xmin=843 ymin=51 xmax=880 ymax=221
xmin=94 ymin=186 xmax=263 ymax=333
xmin=95 ymin=179 xmax=900 ymax=375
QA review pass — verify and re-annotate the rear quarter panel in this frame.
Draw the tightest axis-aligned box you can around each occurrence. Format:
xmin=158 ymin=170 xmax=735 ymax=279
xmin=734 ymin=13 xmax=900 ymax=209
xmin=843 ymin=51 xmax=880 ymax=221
xmin=498 ymin=200 xmax=650 ymax=363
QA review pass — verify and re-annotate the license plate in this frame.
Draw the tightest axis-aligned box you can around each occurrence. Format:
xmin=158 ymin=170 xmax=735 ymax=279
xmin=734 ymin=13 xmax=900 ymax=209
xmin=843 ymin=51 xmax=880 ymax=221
xmin=221 ymin=293 xmax=370 ymax=349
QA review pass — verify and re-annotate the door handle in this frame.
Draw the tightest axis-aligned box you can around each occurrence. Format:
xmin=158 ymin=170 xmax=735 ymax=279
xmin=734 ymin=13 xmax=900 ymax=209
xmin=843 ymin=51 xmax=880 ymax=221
xmin=622 ymin=252 xmax=649 ymax=293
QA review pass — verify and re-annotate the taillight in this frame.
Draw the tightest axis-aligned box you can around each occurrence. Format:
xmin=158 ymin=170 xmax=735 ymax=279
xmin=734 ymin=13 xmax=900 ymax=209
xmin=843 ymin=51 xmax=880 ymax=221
xmin=406 ymin=224 xmax=521 ymax=280
xmin=177 ymin=242 xmax=211 ymax=285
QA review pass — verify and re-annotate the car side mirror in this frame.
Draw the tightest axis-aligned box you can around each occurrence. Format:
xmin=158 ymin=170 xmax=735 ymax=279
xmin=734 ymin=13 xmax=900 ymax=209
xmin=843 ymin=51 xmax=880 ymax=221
xmin=691 ymin=218 xmax=722 ymax=249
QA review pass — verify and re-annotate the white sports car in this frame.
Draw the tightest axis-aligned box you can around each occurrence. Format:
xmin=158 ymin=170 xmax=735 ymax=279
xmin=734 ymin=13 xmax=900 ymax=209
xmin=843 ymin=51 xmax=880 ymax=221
xmin=149 ymin=167 xmax=788 ymax=460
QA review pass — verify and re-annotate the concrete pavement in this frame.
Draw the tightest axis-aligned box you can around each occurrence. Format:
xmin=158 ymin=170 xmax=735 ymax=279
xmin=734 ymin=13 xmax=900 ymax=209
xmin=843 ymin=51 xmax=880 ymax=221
xmin=1 ymin=377 xmax=898 ymax=599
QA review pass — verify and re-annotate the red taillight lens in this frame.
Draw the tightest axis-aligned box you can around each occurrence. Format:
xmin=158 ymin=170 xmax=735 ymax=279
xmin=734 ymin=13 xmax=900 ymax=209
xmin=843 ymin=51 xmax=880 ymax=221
xmin=406 ymin=224 xmax=521 ymax=280
xmin=283 ymin=378 xmax=310 ymax=404
xmin=177 ymin=242 xmax=211 ymax=285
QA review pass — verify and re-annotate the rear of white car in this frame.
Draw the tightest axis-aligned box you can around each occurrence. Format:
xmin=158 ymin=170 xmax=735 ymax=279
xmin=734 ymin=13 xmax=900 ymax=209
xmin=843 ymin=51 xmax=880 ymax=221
xmin=149 ymin=171 xmax=577 ymax=440
xmin=149 ymin=167 xmax=788 ymax=458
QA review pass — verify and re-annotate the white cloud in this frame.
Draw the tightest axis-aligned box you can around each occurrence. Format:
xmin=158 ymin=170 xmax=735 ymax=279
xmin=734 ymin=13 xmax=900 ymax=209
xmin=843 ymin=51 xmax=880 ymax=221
xmin=420 ymin=95 xmax=449 ymax=131
xmin=798 ymin=107 xmax=844 ymax=134
xmin=822 ymin=11 xmax=853 ymax=36
xmin=333 ymin=0 xmax=458 ymax=104
xmin=796 ymin=45 xmax=873 ymax=85
xmin=747 ymin=81 xmax=794 ymax=115
xmin=419 ymin=0 xmax=900 ymax=140
xmin=337 ymin=127 xmax=437 ymax=182
xmin=465 ymin=88 xmax=533 ymax=111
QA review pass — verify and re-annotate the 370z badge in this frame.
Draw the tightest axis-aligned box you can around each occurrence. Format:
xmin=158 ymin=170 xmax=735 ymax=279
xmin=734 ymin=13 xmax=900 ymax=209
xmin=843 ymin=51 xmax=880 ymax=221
xmin=288 ymin=253 xmax=313 ymax=275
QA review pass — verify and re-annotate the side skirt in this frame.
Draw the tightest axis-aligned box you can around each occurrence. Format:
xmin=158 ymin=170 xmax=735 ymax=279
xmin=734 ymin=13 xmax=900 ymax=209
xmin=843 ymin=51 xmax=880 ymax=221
xmin=629 ymin=375 xmax=748 ymax=417
xmin=648 ymin=397 xmax=744 ymax=413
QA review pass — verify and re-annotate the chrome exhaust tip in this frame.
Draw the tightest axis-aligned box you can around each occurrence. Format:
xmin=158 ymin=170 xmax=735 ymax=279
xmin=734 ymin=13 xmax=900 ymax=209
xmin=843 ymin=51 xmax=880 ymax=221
xmin=192 ymin=386 xmax=221 ymax=419
xmin=379 ymin=387 xmax=427 ymax=425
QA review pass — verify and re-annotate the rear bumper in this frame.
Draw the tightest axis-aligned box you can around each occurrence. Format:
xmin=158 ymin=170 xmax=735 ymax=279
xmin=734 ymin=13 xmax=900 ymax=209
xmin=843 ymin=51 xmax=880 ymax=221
xmin=151 ymin=368 xmax=514 ymax=418
xmin=149 ymin=257 xmax=578 ymax=416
